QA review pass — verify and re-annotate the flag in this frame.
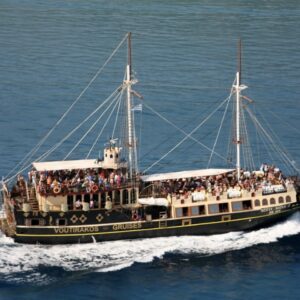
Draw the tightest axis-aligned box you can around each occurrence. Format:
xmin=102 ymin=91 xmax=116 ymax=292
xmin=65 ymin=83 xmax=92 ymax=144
xmin=131 ymin=104 xmax=142 ymax=112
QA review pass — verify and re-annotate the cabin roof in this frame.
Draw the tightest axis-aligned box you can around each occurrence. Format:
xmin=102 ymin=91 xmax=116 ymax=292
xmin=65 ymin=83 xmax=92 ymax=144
xmin=32 ymin=159 xmax=125 ymax=172
xmin=141 ymin=168 xmax=234 ymax=182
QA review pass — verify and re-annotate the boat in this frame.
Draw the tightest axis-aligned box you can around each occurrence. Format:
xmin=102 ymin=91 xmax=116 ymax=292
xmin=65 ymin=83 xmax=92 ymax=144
xmin=0 ymin=33 xmax=299 ymax=244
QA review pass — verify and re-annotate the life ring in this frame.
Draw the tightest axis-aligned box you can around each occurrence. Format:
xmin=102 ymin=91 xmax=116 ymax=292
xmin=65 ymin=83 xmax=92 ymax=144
xmin=132 ymin=213 xmax=138 ymax=221
xmin=53 ymin=186 xmax=61 ymax=194
xmin=91 ymin=184 xmax=99 ymax=193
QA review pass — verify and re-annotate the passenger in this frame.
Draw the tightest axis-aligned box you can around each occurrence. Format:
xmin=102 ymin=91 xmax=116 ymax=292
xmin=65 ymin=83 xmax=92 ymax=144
xmin=75 ymin=199 xmax=82 ymax=210
xmin=89 ymin=199 xmax=94 ymax=209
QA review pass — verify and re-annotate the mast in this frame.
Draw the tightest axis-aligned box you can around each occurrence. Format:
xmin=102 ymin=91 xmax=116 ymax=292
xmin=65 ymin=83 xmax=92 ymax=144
xmin=126 ymin=32 xmax=134 ymax=178
xmin=234 ymin=39 xmax=248 ymax=180
xmin=236 ymin=39 xmax=242 ymax=180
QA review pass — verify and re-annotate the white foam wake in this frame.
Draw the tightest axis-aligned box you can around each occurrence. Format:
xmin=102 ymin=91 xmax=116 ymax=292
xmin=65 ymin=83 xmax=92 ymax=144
xmin=0 ymin=212 xmax=300 ymax=283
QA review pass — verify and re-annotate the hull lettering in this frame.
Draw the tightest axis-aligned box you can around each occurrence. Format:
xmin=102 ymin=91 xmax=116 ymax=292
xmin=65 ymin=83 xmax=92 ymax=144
xmin=54 ymin=226 xmax=99 ymax=234
xmin=112 ymin=223 xmax=142 ymax=231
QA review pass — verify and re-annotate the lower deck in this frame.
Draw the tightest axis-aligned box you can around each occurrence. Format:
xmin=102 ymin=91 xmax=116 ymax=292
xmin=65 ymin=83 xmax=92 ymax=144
xmin=13 ymin=202 xmax=300 ymax=244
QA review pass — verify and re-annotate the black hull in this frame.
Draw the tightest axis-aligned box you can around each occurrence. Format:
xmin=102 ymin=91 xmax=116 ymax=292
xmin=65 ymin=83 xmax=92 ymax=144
xmin=13 ymin=203 xmax=300 ymax=244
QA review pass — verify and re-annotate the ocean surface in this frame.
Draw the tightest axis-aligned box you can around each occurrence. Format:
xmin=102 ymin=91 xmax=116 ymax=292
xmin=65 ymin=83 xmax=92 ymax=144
xmin=0 ymin=1 xmax=300 ymax=299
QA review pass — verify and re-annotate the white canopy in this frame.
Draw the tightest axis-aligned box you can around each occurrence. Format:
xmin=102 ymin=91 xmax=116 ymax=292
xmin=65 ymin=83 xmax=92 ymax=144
xmin=138 ymin=197 xmax=169 ymax=207
xmin=33 ymin=159 xmax=102 ymax=172
xmin=141 ymin=168 xmax=234 ymax=182
xmin=32 ymin=159 xmax=127 ymax=172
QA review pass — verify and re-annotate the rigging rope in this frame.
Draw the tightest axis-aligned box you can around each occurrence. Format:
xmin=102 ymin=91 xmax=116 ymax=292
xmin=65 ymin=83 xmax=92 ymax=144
xmin=3 ymin=86 xmax=122 ymax=184
xmin=64 ymin=92 xmax=122 ymax=160
xmin=37 ymin=85 xmax=121 ymax=162
xmin=245 ymin=106 xmax=299 ymax=174
xmin=207 ymin=86 xmax=233 ymax=168
xmin=141 ymin=98 xmax=230 ymax=165
xmin=143 ymin=96 xmax=231 ymax=174
xmin=86 ymin=91 xmax=124 ymax=159
xmin=3 ymin=34 xmax=128 ymax=181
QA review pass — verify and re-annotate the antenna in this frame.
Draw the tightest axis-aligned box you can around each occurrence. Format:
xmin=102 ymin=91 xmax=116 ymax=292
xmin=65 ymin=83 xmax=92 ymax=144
xmin=238 ymin=38 xmax=242 ymax=84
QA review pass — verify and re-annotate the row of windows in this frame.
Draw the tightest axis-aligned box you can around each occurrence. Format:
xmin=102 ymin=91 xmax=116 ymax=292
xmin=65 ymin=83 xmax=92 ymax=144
xmin=26 ymin=218 xmax=67 ymax=226
xmin=176 ymin=196 xmax=292 ymax=217
xmin=176 ymin=206 xmax=206 ymax=217
xmin=254 ymin=195 xmax=291 ymax=207
xmin=66 ymin=189 xmax=137 ymax=207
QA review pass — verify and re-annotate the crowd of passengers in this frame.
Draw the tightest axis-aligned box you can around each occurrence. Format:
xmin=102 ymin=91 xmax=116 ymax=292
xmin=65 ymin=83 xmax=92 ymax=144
xmin=27 ymin=168 xmax=128 ymax=195
xmin=153 ymin=164 xmax=294 ymax=198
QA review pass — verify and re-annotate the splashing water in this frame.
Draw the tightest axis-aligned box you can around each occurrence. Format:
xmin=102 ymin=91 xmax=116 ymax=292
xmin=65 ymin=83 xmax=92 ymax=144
xmin=1 ymin=212 xmax=300 ymax=285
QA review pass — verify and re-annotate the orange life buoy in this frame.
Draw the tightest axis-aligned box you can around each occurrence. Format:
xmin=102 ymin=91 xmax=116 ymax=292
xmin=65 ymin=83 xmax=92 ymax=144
xmin=53 ymin=186 xmax=61 ymax=194
xmin=91 ymin=184 xmax=99 ymax=193
xmin=132 ymin=213 xmax=138 ymax=221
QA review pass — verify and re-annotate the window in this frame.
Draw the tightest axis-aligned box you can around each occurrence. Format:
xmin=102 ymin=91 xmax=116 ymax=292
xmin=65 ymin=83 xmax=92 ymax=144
xmin=208 ymin=204 xmax=219 ymax=214
xmin=191 ymin=206 xmax=199 ymax=216
xmin=232 ymin=201 xmax=243 ymax=212
xmin=110 ymin=154 xmax=113 ymax=159
xmin=254 ymin=200 xmax=260 ymax=207
xmin=219 ymin=203 xmax=229 ymax=213
xmin=222 ymin=215 xmax=231 ymax=222
xmin=242 ymin=200 xmax=252 ymax=210
xmin=67 ymin=195 xmax=73 ymax=209
xmin=262 ymin=199 xmax=268 ymax=206
xmin=286 ymin=196 xmax=292 ymax=203
xmin=176 ymin=208 xmax=183 ymax=218
xmin=28 ymin=219 xmax=45 ymax=226
xmin=199 ymin=205 xmax=206 ymax=215
xmin=182 ymin=219 xmax=191 ymax=226
xmin=56 ymin=219 xmax=67 ymax=226
xmin=270 ymin=198 xmax=276 ymax=205
xmin=182 ymin=207 xmax=189 ymax=217
xmin=279 ymin=196 xmax=284 ymax=204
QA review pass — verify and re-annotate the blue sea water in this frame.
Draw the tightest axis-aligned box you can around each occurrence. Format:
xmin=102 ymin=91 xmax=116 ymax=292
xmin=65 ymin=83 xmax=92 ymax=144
xmin=0 ymin=0 xmax=300 ymax=299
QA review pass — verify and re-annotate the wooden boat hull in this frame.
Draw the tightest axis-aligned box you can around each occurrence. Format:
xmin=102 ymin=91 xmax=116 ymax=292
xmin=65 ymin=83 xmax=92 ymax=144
xmin=13 ymin=202 xmax=300 ymax=244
